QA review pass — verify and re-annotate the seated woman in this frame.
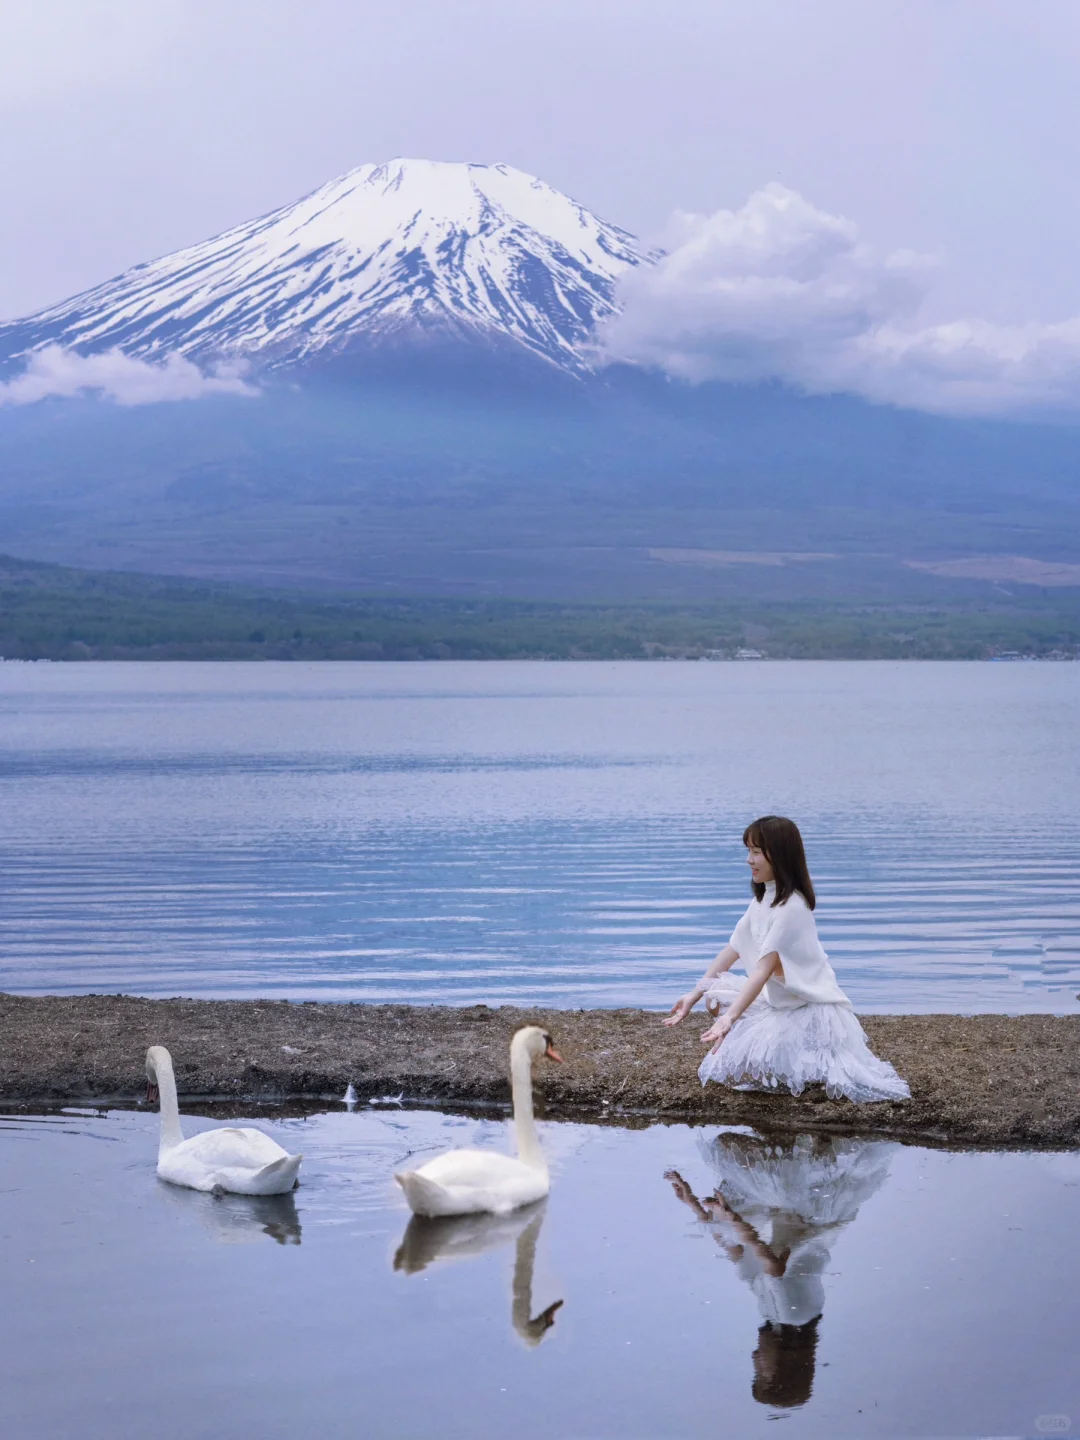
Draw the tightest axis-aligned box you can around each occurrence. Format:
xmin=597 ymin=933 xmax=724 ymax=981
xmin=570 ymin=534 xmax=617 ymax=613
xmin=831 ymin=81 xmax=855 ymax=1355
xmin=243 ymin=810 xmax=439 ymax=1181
xmin=664 ymin=815 xmax=910 ymax=1103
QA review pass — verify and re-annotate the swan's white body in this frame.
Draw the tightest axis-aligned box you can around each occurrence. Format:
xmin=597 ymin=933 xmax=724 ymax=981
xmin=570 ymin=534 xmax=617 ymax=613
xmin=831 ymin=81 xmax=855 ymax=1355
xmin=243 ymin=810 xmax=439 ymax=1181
xmin=145 ymin=1045 xmax=303 ymax=1196
xmin=394 ymin=1026 xmax=561 ymax=1217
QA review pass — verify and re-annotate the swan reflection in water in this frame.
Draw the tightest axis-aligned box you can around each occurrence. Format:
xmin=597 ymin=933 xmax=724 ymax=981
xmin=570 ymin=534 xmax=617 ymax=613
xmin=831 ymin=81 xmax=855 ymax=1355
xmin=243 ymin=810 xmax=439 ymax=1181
xmin=395 ymin=1202 xmax=563 ymax=1347
xmin=667 ymin=1132 xmax=895 ymax=1409
xmin=158 ymin=1181 xmax=302 ymax=1245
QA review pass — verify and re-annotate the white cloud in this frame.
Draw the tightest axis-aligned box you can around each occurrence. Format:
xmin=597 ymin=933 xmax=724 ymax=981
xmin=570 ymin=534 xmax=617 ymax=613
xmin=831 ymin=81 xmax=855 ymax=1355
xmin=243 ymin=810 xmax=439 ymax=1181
xmin=0 ymin=345 xmax=259 ymax=407
xmin=597 ymin=184 xmax=1080 ymax=416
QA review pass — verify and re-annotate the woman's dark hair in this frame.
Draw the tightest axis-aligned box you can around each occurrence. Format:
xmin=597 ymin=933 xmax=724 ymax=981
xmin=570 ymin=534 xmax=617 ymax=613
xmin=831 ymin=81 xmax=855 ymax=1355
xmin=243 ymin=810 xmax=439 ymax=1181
xmin=751 ymin=1317 xmax=821 ymax=1408
xmin=743 ymin=815 xmax=816 ymax=910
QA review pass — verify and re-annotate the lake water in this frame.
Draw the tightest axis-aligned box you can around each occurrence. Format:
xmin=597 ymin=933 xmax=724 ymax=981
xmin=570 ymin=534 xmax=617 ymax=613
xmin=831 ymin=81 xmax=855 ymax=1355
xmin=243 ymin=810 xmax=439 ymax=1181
xmin=1 ymin=1105 xmax=1077 ymax=1439
xmin=1 ymin=660 xmax=1078 ymax=1012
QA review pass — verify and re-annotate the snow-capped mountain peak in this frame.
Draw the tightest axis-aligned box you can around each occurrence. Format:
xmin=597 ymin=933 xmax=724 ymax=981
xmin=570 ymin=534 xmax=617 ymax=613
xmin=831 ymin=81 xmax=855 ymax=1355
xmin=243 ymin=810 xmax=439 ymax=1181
xmin=1 ymin=159 xmax=650 ymax=372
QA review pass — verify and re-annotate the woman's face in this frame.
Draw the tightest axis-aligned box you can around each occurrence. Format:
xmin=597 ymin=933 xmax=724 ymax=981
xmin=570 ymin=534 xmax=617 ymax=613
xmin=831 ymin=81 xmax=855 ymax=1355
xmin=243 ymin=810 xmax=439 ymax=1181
xmin=746 ymin=843 xmax=775 ymax=885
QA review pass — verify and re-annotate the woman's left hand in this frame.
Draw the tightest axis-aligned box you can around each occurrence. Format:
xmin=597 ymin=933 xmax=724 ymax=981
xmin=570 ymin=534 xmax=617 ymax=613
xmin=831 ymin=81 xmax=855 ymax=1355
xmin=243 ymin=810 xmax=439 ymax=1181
xmin=700 ymin=1014 xmax=734 ymax=1051
xmin=703 ymin=1190 xmax=736 ymax=1220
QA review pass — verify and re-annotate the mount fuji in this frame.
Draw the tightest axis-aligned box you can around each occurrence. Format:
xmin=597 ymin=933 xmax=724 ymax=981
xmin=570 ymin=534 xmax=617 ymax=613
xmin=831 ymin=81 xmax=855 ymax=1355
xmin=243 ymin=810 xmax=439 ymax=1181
xmin=1 ymin=157 xmax=1079 ymax=604
xmin=0 ymin=159 xmax=649 ymax=376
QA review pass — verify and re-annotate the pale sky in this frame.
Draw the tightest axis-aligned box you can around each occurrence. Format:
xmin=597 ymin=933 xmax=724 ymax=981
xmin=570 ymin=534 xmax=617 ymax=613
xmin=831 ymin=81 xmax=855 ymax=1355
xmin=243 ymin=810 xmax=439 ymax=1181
xmin=2 ymin=0 xmax=1080 ymax=338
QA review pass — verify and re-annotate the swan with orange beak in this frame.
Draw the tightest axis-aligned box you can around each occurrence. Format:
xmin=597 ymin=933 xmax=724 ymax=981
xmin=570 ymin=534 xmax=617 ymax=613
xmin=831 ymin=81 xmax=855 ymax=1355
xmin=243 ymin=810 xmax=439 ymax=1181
xmin=395 ymin=1026 xmax=562 ymax=1217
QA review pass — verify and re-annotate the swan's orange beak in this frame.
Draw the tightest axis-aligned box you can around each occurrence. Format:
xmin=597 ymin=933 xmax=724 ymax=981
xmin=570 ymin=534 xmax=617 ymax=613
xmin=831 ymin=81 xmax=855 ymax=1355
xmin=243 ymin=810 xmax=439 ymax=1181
xmin=545 ymin=1043 xmax=563 ymax=1063
xmin=145 ymin=1079 xmax=159 ymax=1104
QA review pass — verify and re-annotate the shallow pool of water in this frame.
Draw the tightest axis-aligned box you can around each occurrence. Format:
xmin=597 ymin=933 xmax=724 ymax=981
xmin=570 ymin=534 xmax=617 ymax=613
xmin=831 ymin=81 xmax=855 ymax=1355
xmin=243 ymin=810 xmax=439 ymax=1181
xmin=1 ymin=1105 xmax=1077 ymax=1439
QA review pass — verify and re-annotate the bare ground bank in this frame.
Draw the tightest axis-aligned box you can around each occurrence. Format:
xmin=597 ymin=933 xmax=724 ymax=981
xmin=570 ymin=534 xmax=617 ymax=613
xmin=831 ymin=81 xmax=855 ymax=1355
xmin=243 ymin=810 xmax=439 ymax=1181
xmin=1 ymin=996 xmax=1077 ymax=1147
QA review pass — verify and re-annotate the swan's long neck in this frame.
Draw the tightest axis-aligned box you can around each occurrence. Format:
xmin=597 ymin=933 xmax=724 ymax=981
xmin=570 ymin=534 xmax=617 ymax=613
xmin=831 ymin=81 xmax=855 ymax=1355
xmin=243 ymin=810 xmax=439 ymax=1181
xmin=512 ymin=1211 xmax=543 ymax=1339
xmin=151 ymin=1049 xmax=185 ymax=1154
xmin=510 ymin=1040 xmax=546 ymax=1173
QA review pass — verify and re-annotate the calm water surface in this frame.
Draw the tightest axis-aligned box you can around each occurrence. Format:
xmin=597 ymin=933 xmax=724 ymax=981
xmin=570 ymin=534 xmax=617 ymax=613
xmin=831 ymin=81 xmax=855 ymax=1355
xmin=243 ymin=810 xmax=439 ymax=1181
xmin=1 ymin=660 xmax=1078 ymax=1011
xmin=1 ymin=1106 xmax=1077 ymax=1439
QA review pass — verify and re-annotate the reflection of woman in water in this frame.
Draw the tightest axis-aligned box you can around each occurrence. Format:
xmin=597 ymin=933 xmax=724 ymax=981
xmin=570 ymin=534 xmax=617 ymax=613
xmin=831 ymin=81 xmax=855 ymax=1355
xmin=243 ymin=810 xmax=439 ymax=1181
xmin=664 ymin=816 xmax=910 ymax=1103
xmin=667 ymin=1131 xmax=895 ymax=1408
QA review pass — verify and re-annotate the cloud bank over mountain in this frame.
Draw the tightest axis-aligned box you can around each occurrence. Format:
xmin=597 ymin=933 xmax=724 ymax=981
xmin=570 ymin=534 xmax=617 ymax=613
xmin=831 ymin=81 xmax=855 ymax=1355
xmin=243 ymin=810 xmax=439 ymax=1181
xmin=598 ymin=184 xmax=1080 ymax=417
xmin=0 ymin=345 xmax=257 ymax=407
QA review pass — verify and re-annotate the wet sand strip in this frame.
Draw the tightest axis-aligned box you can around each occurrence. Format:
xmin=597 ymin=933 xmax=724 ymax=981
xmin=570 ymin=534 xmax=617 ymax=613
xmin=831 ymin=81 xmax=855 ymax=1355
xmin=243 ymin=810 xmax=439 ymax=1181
xmin=1 ymin=996 xmax=1077 ymax=1147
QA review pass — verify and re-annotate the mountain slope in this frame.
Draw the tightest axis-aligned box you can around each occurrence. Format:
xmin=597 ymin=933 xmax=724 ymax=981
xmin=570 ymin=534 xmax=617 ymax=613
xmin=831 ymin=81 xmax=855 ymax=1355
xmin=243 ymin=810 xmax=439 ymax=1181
xmin=3 ymin=368 xmax=1080 ymax=602
xmin=0 ymin=160 xmax=648 ymax=373
xmin=1 ymin=157 xmax=1078 ymax=604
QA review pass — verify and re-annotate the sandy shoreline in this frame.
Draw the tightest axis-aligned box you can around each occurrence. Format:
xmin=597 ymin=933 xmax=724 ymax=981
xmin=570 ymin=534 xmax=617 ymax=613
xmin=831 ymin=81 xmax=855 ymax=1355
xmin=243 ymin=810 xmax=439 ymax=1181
xmin=1 ymin=995 xmax=1077 ymax=1147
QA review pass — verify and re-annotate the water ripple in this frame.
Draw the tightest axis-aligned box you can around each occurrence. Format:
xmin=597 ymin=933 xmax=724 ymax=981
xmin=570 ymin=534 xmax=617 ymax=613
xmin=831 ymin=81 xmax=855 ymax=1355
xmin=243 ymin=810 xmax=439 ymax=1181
xmin=2 ymin=661 xmax=1078 ymax=1012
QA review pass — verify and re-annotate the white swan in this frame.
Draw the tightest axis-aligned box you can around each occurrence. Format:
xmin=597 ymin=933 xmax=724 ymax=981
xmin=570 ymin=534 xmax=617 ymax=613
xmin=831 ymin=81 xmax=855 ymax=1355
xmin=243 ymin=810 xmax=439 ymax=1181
xmin=394 ymin=1025 xmax=562 ymax=1217
xmin=145 ymin=1045 xmax=303 ymax=1196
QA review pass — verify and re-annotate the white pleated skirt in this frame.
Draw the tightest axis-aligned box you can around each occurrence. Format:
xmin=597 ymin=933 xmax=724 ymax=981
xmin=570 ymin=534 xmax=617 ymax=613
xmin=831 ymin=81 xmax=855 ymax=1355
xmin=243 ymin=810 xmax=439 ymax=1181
xmin=699 ymin=974 xmax=911 ymax=1104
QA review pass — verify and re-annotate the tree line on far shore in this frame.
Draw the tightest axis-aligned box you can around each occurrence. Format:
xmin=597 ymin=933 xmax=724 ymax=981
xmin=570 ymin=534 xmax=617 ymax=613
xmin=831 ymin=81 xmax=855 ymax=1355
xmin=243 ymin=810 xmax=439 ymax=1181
xmin=1 ymin=553 xmax=1078 ymax=661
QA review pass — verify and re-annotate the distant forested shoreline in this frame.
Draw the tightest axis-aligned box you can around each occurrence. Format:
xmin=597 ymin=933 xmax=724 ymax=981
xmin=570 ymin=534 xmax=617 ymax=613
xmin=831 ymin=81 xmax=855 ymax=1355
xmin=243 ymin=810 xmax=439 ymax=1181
xmin=1 ymin=552 xmax=1078 ymax=661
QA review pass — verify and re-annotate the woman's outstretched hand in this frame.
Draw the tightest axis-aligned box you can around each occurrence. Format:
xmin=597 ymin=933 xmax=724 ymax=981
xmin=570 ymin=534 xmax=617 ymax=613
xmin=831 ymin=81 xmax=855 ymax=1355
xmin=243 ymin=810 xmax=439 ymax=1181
xmin=662 ymin=993 xmax=698 ymax=1027
xmin=702 ymin=1190 xmax=736 ymax=1220
xmin=700 ymin=1014 xmax=734 ymax=1051
xmin=664 ymin=1168 xmax=695 ymax=1204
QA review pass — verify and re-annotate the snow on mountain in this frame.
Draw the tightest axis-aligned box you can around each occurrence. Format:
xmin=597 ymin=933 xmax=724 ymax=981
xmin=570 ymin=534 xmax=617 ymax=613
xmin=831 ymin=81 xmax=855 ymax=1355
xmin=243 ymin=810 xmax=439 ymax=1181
xmin=0 ymin=160 xmax=650 ymax=374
